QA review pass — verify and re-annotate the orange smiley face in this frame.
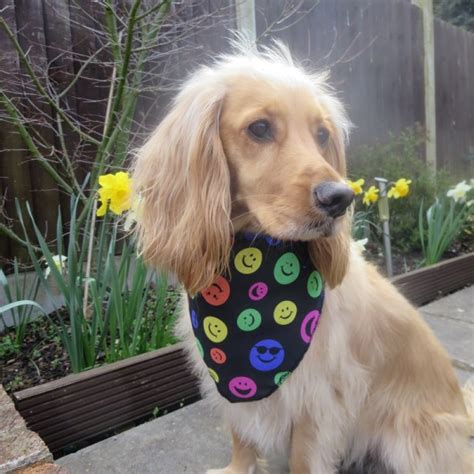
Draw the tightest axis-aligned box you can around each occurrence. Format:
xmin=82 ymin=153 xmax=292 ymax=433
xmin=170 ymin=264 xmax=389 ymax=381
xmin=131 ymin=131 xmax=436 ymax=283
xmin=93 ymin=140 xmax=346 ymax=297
xmin=200 ymin=276 xmax=231 ymax=306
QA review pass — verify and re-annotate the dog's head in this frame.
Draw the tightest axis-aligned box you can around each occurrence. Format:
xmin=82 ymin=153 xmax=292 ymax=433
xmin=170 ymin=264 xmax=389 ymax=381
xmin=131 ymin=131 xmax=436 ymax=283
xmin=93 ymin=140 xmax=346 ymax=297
xmin=132 ymin=44 xmax=353 ymax=294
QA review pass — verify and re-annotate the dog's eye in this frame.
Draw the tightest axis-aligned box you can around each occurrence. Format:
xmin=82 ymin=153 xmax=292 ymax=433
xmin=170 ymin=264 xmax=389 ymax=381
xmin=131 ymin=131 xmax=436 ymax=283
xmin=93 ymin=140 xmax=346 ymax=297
xmin=248 ymin=120 xmax=272 ymax=141
xmin=316 ymin=127 xmax=330 ymax=146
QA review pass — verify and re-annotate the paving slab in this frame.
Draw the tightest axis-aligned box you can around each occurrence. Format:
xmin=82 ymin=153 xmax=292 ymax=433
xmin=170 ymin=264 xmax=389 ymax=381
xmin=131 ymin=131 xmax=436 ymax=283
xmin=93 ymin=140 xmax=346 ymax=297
xmin=58 ymin=287 xmax=474 ymax=474
xmin=57 ymin=400 xmax=235 ymax=474
xmin=421 ymin=286 xmax=474 ymax=324
xmin=419 ymin=286 xmax=474 ymax=371
xmin=0 ymin=385 xmax=52 ymax=472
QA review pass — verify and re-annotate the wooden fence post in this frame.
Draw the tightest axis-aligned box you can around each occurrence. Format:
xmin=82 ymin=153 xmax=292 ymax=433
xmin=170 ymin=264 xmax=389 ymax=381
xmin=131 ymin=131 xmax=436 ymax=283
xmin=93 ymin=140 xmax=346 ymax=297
xmin=412 ymin=0 xmax=437 ymax=174
xmin=235 ymin=0 xmax=256 ymax=43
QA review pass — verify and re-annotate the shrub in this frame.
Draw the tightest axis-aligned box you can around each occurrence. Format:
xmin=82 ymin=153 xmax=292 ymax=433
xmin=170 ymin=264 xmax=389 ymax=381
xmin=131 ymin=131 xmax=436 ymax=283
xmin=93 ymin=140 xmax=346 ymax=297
xmin=348 ymin=127 xmax=453 ymax=252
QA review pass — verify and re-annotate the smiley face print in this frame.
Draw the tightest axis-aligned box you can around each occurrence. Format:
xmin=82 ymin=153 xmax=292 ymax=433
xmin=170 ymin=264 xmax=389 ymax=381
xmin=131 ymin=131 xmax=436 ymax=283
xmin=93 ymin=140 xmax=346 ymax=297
xmin=300 ymin=310 xmax=320 ymax=343
xmin=248 ymin=282 xmax=268 ymax=301
xmin=249 ymin=339 xmax=285 ymax=371
xmin=189 ymin=233 xmax=325 ymax=403
xmin=203 ymin=316 xmax=228 ymax=343
xmin=274 ymin=252 xmax=300 ymax=284
xmin=228 ymin=376 xmax=257 ymax=399
xmin=234 ymin=248 xmax=263 ymax=274
xmin=273 ymin=300 xmax=297 ymax=325
xmin=201 ymin=276 xmax=230 ymax=306
xmin=307 ymin=271 xmax=323 ymax=298
xmin=237 ymin=308 xmax=262 ymax=331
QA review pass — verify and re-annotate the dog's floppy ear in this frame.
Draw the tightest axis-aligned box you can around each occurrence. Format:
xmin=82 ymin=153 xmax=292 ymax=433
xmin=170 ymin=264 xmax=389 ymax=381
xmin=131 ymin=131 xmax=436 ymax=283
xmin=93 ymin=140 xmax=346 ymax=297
xmin=132 ymin=74 xmax=231 ymax=294
xmin=309 ymin=112 xmax=351 ymax=288
xmin=308 ymin=216 xmax=351 ymax=289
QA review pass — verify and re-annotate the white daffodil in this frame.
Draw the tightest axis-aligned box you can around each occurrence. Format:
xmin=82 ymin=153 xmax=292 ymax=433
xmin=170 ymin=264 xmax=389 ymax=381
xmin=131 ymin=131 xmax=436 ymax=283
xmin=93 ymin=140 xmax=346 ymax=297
xmin=446 ymin=181 xmax=472 ymax=203
xmin=44 ymin=255 xmax=67 ymax=278
xmin=123 ymin=195 xmax=143 ymax=232
xmin=353 ymin=238 xmax=368 ymax=254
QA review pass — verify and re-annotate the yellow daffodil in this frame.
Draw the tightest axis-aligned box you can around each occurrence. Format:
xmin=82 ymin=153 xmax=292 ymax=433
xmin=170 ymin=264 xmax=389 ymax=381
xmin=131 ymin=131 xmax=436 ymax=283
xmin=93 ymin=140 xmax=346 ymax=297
xmin=347 ymin=178 xmax=365 ymax=195
xmin=363 ymin=185 xmax=379 ymax=206
xmin=387 ymin=178 xmax=412 ymax=199
xmin=97 ymin=171 xmax=132 ymax=216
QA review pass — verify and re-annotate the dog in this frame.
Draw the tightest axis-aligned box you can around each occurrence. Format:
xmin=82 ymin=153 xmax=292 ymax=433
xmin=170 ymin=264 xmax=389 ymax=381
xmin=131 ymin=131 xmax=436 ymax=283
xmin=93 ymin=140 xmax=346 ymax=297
xmin=132 ymin=43 xmax=472 ymax=473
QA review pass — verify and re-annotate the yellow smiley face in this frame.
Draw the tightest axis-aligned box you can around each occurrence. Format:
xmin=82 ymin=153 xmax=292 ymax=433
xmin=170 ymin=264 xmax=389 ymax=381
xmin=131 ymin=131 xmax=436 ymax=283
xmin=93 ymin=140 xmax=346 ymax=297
xmin=273 ymin=300 xmax=297 ymax=325
xmin=234 ymin=247 xmax=263 ymax=274
xmin=203 ymin=316 xmax=228 ymax=343
xmin=208 ymin=368 xmax=219 ymax=383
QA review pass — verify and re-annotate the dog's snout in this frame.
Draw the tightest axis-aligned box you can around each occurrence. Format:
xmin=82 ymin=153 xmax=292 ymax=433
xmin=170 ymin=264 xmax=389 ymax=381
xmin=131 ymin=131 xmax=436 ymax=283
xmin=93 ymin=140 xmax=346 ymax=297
xmin=314 ymin=181 xmax=354 ymax=218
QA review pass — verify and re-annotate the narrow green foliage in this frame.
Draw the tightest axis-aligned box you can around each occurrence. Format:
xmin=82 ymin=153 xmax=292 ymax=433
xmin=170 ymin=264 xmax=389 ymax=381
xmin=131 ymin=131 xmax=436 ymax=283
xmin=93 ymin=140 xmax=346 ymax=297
xmin=418 ymin=197 xmax=470 ymax=266
xmin=14 ymin=194 xmax=178 ymax=373
xmin=0 ymin=260 xmax=42 ymax=347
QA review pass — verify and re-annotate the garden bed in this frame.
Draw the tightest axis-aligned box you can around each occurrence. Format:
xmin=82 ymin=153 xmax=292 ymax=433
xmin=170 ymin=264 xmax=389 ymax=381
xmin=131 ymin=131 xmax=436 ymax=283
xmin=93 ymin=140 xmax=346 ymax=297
xmin=11 ymin=343 xmax=200 ymax=456
xmin=6 ymin=253 xmax=472 ymax=457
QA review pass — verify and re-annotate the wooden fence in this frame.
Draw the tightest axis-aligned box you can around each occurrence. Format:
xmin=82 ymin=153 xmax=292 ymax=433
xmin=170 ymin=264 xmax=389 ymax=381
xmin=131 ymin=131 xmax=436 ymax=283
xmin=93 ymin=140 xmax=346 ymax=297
xmin=0 ymin=0 xmax=473 ymax=260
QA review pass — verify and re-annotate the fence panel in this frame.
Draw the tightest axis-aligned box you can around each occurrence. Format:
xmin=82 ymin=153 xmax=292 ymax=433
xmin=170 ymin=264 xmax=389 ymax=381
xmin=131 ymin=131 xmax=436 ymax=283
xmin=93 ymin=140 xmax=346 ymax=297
xmin=435 ymin=19 xmax=474 ymax=176
xmin=255 ymin=0 xmax=425 ymax=152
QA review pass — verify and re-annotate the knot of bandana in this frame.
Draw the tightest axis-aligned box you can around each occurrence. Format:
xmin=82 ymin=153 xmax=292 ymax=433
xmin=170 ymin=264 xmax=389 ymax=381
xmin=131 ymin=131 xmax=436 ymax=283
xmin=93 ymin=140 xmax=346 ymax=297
xmin=189 ymin=233 xmax=325 ymax=403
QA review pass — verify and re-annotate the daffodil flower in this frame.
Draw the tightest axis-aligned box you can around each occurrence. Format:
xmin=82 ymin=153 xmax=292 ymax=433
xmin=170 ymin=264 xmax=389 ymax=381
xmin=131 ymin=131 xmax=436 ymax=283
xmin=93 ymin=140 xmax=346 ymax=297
xmin=347 ymin=178 xmax=365 ymax=195
xmin=363 ymin=186 xmax=379 ymax=206
xmin=44 ymin=255 xmax=67 ymax=278
xmin=123 ymin=196 xmax=143 ymax=232
xmin=97 ymin=171 xmax=132 ymax=216
xmin=446 ymin=180 xmax=472 ymax=203
xmin=387 ymin=178 xmax=412 ymax=199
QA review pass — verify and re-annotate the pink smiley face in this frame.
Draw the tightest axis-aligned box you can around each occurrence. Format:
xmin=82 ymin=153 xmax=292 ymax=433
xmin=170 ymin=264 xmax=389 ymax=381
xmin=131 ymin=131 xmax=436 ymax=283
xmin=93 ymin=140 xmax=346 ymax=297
xmin=248 ymin=282 xmax=268 ymax=301
xmin=300 ymin=310 xmax=320 ymax=343
xmin=228 ymin=376 xmax=257 ymax=399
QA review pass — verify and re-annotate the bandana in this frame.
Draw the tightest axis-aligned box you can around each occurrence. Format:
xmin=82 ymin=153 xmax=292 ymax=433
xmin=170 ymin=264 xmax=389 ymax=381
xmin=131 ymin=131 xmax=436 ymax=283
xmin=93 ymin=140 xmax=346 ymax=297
xmin=189 ymin=233 xmax=324 ymax=403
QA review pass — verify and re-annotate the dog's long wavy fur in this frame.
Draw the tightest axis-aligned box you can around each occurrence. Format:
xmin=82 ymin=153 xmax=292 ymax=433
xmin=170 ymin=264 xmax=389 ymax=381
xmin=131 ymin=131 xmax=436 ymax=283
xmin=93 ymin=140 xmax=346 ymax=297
xmin=132 ymin=42 xmax=473 ymax=473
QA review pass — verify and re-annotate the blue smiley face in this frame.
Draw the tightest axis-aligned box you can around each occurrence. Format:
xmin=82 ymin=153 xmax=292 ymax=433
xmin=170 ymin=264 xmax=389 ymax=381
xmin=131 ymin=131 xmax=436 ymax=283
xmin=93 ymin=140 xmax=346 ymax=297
xmin=249 ymin=339 xmax=285 ymax=371
xmin=191 ymin=310 xmax=198 ymax=329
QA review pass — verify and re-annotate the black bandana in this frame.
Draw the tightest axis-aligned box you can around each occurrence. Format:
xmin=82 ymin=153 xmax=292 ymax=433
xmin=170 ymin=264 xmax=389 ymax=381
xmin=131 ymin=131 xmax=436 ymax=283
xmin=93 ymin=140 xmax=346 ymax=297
xmin=189 ymin=233 xmax=325 ymax=403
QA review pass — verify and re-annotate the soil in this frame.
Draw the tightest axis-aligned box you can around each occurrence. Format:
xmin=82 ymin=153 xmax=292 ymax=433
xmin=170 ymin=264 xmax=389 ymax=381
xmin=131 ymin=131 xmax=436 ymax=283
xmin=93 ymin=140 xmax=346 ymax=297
xmin=1 ymin=309 xmax=71 ymax=393
xmin=364 ymin=236 xmax=473 ymax=277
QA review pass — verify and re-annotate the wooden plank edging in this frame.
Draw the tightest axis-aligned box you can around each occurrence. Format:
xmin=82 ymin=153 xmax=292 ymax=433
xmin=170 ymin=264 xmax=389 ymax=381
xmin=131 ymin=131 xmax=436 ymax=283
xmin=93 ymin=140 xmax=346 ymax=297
xmin=13 ymin=343 xmax=188 ymax=400
xmin=391 ymin=253 xmax=473 ymax=306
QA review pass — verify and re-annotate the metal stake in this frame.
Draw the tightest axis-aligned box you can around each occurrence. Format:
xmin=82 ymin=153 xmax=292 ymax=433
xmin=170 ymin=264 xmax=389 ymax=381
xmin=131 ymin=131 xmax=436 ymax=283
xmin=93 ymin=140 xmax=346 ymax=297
xmin=375 ymin=177 xmax=393 ymax=277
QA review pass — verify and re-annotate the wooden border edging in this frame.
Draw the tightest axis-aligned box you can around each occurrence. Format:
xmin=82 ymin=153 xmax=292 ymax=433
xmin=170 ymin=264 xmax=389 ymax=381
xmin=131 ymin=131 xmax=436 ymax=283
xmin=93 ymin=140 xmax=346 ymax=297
xmin=391 ymin=253 xmax=473 ymax=306
xmin=11 ymin=253 xmax=473 ymax=454
xmin=12 ymin=343 xmax=200 ymax=454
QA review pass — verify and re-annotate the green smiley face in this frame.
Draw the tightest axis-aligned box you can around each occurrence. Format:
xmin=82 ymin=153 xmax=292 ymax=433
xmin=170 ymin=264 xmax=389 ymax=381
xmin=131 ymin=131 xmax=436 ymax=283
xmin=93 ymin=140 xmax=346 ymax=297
xmin=237 ymin=308 xmax=262 ymax=331
xmin=195 ymin=337 xmax=204 ymax=358
xmin=307 ymin=270 xmax=323 ymax=298
xmin=274 ymin=371 xmax=291 ymax=386
xmin=274 ymin=252 xmax=300 ymax=284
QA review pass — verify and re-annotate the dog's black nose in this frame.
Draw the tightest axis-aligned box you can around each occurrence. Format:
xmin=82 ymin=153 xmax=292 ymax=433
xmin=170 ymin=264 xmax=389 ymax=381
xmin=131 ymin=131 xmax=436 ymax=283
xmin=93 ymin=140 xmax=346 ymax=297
xmin=314 ymin=181 xmax=354 ymax=218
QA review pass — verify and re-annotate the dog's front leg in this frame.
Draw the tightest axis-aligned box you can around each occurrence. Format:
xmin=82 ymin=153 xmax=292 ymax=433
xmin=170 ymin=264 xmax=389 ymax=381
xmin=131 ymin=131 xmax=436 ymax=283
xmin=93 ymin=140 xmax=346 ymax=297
xmin=290 ymin=413 xmax=342 ymax=474
xmin=207 ymin=429 xmax=258 ymax=474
